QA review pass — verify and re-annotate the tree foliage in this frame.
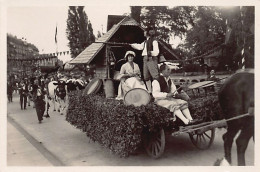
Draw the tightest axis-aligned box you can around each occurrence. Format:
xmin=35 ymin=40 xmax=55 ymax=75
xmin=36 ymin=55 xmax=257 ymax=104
xmin=131 ymin=6 xmax=254 ymax=70
xmin=138 ymin=6 xmax=196 ymax=42
xmin=183 ymin=7 xmax=226 ymax=56
xmin=221 ymin=6 xmax=254 ymax=69
xmin=130 ymin=6 xmax=142 ymax=23
xmin=66 ymin=6 xmax=95 ymax=58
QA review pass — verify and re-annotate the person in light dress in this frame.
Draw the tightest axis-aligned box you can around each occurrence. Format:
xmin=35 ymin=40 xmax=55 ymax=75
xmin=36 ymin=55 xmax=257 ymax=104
xmin=116 ymin=51 xmax=147 ymax=100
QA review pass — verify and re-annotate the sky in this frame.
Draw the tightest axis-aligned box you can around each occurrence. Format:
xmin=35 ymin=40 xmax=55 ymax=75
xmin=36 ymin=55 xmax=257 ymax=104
xmin=6 ymin=2 xmax=255 ymax=63
xmin=7 ymin=5 xmax=131 ymax=62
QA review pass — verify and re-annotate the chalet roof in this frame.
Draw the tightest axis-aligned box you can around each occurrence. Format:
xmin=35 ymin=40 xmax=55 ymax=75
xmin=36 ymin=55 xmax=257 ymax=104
xmin=69 ymin=16 xmax=180 ymax=64
xmin=70 ymin=16 xmax=142 ymax=65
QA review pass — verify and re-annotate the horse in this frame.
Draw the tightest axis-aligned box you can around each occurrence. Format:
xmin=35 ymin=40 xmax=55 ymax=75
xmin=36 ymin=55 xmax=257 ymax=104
xmin=217 ymin=69 xmax=254 ymax=166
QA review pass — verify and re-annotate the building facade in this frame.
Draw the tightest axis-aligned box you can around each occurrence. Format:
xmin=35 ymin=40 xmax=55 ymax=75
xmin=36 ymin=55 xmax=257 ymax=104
xmin=7 ymin=34 xmax=60 ymax=79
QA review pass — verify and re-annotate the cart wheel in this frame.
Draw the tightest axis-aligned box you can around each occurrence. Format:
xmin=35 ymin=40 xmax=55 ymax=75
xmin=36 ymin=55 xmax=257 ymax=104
xmin=143 ymin=128 xmax=165 ymax=158
xmin=189 ymin=128 xmax=215 ymax=150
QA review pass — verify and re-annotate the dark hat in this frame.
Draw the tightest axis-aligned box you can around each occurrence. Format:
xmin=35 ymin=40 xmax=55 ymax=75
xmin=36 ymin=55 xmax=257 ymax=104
xmin=146 ymin=26 xmax=155 ymax=32
xmin=146 ymin=26 xmax=156 ymax=36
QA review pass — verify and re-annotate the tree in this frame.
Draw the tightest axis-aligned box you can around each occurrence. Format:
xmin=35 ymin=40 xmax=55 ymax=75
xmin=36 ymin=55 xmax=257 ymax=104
xmin=222 ymin=6 xmax=254 ymax=69
xmin=130 ymin=6 xmax=196 ymax=43
xmin=183 ymin=7 xmax=226 ymax=56
xmin=130 ymin=6 xmax=142 ymax=23
xmin=130 ymin=6 xmax=254 ymax=70
xmin=66 ymin=6 xmax=95 ymax=58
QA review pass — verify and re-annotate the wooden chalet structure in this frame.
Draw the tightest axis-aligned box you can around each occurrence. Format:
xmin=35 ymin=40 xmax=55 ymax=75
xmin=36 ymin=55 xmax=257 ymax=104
xmin=69 ymin=16 xmax=180 ymax=79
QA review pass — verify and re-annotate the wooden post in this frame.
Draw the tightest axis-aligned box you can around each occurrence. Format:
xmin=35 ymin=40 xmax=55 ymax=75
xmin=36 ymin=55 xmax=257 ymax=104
xmin=106 ymin=45 xmax=110 ymax=79
xmin=104 ymin=45 xmax=115 ymax=98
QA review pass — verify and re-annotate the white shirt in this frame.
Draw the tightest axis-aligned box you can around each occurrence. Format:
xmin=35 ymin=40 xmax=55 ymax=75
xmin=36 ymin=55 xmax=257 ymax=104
xmin=131 ymin=38 xmax=159 ymax=57
xmin=37 ymin=88 xmax=42 ymax=96
xmin=152 ymin=77 xmax=177 ymax=99
xmin=120 ymin=62 xmax=141 ymax=75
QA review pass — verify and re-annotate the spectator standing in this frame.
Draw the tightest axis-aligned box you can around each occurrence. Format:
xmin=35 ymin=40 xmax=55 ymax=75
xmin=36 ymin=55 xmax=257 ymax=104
xmin=33 ymin=79 xmax=46 ymax=123
xmin=207 ymin=69 xmax=219 ymax=92
xmin=7 ymin=80 xmax=13 ymax=103
xmin=207 ymin=69 xmax=218 ymax=81
xmin=18 ymin=80 xmax=28 ymax=110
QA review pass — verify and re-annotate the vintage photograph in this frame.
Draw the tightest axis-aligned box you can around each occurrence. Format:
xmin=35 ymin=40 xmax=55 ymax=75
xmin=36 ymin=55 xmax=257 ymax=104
xmin=4 ymin=2 xmax=255 ymax=168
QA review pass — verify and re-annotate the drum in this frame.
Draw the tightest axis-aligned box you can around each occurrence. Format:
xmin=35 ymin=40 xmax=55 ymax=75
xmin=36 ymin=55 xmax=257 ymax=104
xmin=83 ymin=78 xmax=102 ymax=95
xmin=124 ymin=88 xmax=151 ymax=107
xmin=188 ymin=81 xmax=216 ymax=89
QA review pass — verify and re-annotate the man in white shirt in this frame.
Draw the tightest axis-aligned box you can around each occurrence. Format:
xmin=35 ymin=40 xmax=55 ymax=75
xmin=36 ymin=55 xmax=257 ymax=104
xmin=131 ymin=26 xmax=160 ymax=93
xmin=152 ymin=64 xmax=194 ymax=125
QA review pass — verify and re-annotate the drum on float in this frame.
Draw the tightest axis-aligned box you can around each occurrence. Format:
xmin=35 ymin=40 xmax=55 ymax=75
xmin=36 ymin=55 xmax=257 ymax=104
xmin=124 ymin=88 xmax=151 ymax=107
xmin=83 ymin=78 xmax=102 ymax=95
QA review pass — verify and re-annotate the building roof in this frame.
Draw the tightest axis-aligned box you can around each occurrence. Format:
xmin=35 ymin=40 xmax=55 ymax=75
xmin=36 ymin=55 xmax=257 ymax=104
xmin=69 ymin=16 xmax=180 ymax=65
xmin=69 ymin=16 xmax=142 ymax=65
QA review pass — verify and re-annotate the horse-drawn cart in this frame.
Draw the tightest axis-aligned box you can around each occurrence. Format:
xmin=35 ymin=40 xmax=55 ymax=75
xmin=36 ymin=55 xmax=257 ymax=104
xmin=140 ymin=87 xmax=226 ymax=158
xmin=142 ymin=116 xmax=227 ymax=158
xmin=83 ymin=77 xmax=227 ymax=158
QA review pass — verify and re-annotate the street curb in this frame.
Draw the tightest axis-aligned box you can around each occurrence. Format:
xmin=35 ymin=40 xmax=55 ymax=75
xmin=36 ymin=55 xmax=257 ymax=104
xmin=8 ymin=115 xmax=65 ymax=166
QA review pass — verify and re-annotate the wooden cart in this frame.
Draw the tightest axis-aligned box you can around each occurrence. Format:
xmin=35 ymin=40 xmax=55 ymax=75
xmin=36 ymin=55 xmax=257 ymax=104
xmin=141 ymin=82 xmax=227 ymax=159
xmin=142 ymin=117 xmax=227 ymax=158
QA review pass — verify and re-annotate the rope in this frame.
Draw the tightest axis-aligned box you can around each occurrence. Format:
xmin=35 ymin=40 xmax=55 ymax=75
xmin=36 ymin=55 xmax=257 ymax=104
xmin=95 ymin=41 xmax=130 ymax=45
xmin=184 ymin=44 xmax=224 ymax=62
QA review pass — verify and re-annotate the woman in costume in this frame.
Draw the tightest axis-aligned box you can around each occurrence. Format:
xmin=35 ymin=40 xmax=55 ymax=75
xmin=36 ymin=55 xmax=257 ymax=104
xmin=116 ymin=51 xmax=147 ymax=100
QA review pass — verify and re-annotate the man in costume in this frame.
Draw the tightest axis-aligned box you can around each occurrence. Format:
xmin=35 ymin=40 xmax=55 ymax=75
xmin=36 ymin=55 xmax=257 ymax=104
xmin=131 ymin=26 xmax=160 ymax=93
xmin=152 ymin=64 xmax=194 ymax=125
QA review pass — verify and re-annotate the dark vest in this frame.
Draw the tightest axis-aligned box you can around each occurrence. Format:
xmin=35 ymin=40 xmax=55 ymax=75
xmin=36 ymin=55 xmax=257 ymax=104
xmin=156 ymin=76 xmax=171 ymax=93
xmin=146 ymin=37 xmax=156 ymax=56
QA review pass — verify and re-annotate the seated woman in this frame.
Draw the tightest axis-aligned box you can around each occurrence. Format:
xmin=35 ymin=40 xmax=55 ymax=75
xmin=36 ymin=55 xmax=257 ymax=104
xmin=116 ymin=51 xmax=147 ymax=100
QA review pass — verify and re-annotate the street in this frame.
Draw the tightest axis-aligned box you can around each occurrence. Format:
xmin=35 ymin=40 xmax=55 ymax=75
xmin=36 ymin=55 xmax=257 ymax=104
xmin=7 ymin=93 xmax=254 ymax=166
xmin=7 ymin=120 xmax=53 ymax=166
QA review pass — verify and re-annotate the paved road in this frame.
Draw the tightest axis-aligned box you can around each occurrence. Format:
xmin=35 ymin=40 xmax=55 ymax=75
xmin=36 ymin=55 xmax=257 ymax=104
xmin=7 ymin=93 xmax=254 ymax=166
xmin=7 ymin=120 xmax=53 ymax=166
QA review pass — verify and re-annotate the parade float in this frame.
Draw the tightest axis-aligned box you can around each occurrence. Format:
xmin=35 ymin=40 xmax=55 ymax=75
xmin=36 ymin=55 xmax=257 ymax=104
xmin=66 ymin=16 xmax=224 ymax=158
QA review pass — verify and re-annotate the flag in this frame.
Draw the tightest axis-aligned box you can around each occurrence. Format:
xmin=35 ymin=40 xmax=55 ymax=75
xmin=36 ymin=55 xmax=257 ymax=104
xmin=55 ymin=25 xmax=58 ymax=44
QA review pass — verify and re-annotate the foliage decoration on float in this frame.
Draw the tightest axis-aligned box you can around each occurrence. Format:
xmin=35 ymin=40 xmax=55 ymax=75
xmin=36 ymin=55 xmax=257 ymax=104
xmin=66 ymin=91 xmax=221 ymax=157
